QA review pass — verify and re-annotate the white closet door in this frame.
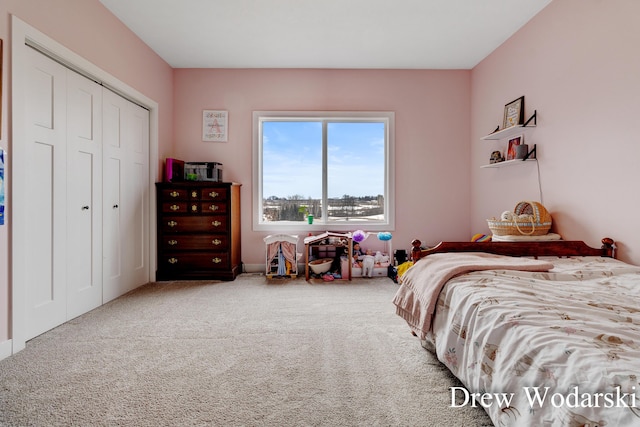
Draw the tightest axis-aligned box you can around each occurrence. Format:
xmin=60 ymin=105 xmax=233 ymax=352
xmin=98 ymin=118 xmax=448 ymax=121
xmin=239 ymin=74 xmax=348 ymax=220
xmin=124 ymin=101 xmax=150 ymax=290
xmin=103 ymin=89 xmax=149 ymax=302
xmin=66 ymin=71 xmax=103 ymax=319
xmin=23 ymin=48 xmax=68 ymax=338
xmin=102 ymin=90 xmax=124 ymax=301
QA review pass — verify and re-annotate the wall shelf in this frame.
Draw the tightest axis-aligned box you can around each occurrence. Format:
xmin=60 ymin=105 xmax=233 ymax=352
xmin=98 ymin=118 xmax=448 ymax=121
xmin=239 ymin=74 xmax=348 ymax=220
xmin=481 ymin=110 xmax=538 ymax=168
xmin=480 ymin=158 xmax=537 ymax=168
xmin=481 ymin=124 xmax=536 ymax=141
xmin=481 ymin=110 xmax=537 ymax=141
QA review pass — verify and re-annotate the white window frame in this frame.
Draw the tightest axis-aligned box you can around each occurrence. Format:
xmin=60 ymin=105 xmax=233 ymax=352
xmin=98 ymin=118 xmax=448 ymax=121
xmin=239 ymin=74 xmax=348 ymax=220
xmin=252 ymin=111 xmax=395 ymax=232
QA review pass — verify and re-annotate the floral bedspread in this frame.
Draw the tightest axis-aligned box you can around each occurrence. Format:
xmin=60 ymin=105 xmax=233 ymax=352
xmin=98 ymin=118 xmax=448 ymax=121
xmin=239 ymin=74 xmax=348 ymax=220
xmin=425 ymin=256 xmax=640 ymax=426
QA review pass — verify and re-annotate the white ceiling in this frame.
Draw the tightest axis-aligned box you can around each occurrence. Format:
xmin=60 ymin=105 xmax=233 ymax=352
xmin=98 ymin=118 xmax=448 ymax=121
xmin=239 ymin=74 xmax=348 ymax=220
xmin=99 ymin=0 xmax=552 ymax=69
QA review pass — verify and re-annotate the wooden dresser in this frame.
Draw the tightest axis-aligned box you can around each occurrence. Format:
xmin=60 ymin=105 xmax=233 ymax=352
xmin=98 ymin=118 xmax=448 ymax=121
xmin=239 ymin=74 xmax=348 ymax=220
xmin=156 ymin=182 xmax=241 ymax=281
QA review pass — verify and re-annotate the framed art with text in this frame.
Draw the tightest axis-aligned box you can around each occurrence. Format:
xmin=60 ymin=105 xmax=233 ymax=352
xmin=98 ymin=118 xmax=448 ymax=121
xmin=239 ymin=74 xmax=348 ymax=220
xmin=203 ymin=110 xmax=228 ymax=142
xmin=503 ymin=96 xmax=524 ymax=129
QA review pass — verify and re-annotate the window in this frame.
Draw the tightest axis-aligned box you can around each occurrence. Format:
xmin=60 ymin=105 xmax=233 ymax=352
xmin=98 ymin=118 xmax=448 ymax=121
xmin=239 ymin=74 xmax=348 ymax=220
xmin=252 ymin=111 xmax=395 ymax=231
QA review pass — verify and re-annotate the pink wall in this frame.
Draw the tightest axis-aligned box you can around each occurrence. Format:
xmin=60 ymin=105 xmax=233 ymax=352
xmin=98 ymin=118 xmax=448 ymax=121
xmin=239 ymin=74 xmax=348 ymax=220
xmin=0 ymin=0 xmax=174 ymax=344
xmin=470 ymin=0 xmax=640 ymax=265
xmin=7 ymin=0 xmax=634 ymax=353
xmin=173 ymin=68 xmax=472 ymax=267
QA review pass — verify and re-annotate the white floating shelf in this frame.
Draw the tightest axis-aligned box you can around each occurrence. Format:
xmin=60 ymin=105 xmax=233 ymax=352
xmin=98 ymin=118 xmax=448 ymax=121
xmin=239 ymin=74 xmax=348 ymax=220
xmin=480 ymin=159 xmax=537 ymax=168
xmin=481 ymin=124 xmax=536 ymax=141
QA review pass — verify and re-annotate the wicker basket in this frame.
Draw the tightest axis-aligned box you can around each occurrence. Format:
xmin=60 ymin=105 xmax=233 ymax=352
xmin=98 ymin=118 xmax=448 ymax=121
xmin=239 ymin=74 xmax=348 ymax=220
xmin=487 ymin=201 xmax=552 ymax=236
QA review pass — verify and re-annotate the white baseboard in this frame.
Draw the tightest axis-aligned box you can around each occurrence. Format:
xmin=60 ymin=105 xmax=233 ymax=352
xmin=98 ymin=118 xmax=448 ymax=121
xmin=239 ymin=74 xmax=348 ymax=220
xmin=242 ymin=263 xmax=265 ymax=274
xmin=242 ymin=263 xmax=307 ymax=275
xmin=0 ymin=339 xmax=13 ymax=361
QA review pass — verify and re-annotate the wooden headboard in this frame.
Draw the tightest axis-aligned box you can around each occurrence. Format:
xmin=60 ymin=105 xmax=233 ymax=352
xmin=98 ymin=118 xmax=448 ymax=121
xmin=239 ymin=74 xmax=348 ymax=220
xmin=410 ymin=238 xmax=616 ymax=262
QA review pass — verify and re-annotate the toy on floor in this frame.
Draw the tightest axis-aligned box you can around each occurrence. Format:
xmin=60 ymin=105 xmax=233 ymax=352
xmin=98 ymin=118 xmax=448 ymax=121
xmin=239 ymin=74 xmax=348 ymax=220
xmin=362 ymin=250 xmax=375 ymax=277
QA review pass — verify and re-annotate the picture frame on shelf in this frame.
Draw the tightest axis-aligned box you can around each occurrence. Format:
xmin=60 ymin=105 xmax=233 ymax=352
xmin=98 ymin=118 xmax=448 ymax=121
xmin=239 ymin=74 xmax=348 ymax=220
xmin=503 ymin=96 xmax=524 ymax=129
xmin=506 ymin=135 xmax=523 ymax=160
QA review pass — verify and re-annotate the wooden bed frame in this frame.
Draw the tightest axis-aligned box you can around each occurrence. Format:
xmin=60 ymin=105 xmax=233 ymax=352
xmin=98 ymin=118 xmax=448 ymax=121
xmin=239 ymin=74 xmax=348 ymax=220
xmin=410 ymin=237 xmax=616 ymax=262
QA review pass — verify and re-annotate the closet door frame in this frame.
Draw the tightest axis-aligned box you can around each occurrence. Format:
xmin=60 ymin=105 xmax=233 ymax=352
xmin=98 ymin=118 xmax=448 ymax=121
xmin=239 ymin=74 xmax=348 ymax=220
xmin=11 ymin=16 xmax=159 ymax=353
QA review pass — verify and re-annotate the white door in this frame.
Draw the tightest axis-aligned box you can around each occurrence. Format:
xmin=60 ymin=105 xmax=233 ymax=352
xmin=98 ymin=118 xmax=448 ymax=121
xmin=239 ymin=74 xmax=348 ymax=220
xmin=66 ymin=71 xmax=103 ymax=319
xmin=123 ymin=99 xmax=150 ymax=292
xmin=103 ymin=89 xmax=150 ymax=302
xmin=23 ymin=50 xmax=104 ymax=337
xmin=12 ymin=18 xmax=156 ymax=351
xmin=23 ymin=48 xmax=68 ymax=338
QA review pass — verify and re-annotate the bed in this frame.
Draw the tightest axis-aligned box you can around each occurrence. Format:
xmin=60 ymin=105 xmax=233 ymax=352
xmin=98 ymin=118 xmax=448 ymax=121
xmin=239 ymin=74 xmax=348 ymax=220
xmin=393 ymin=238 xmax=640 ymax=426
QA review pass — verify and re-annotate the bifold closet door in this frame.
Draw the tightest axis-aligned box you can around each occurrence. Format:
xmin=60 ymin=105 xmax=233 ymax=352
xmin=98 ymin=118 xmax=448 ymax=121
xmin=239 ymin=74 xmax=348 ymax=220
xmin=23 ymin=49 xmax=103 ymax=338
xmin=21 ymin=47 xmax=149 ymax=340
xmin=65 ymin=71 xmax=103 ymax=320
xmin=103 ymin=89 xmax=150 ymax=302
xmin=23 ymin=47 xmax=69 ymax=339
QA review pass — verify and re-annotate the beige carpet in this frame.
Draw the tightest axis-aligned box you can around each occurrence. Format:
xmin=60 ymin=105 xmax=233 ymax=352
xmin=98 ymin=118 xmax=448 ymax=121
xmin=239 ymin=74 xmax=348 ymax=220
xmin=0 ymin=274 xmax=493 ymax=426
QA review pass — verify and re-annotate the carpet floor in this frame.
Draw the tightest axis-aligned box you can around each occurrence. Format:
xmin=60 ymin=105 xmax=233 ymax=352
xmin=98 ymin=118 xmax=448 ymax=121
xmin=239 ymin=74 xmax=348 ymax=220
xmin=0 ymin=274 xmax=493 ymax=426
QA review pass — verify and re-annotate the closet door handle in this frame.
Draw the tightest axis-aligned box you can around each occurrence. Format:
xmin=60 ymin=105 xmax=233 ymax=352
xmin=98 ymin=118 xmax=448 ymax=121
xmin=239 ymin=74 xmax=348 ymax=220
xmin=113 ymin=204 xmax=119 ymax=209
xmin=81 ymin=205 xmax=90 ymax=210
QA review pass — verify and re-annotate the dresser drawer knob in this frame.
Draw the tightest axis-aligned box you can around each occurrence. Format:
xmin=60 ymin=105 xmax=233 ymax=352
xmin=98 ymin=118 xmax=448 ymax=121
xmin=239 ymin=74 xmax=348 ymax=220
xmin=212 ymin=257 xmax=222 ymax=264
xmin=211 ymin=220 xmax=222 ymax=227
xmin=168 ymin=240 xmax=178 ymax=246
xmin=169 ymin=191 xmax=180 ymax=198
xmin=191 ymin=204 xmax=198 ymax=212
xmin=168 ymin=258 xmax=178 ymax=264
xmin=208 ymin=204 xmax=219 ymax=211
xmin=170 ymin=204 xmax=180 ymax=211
xmin=167 ymin=220 xmax=178 ymax=227
xmin=211 ymin=239 xmax=222 ymax=246
xmin=191 ymin=191 xmax=198 ymax=198
xmin=208 ymin=191 xmax=219 ymax=198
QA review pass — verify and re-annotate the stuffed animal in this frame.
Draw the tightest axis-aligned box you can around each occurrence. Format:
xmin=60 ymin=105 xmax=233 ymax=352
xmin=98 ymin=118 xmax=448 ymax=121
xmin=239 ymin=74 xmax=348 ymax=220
xmin=501 ymin=210 xmax=513 ymax=221
xmin=362 ymin=254 xmax=375 ymax=277
xmin=374 ymin=251 xmax=390 ymax=264
xmin=490 ymin=151 xmax=504 ymax=164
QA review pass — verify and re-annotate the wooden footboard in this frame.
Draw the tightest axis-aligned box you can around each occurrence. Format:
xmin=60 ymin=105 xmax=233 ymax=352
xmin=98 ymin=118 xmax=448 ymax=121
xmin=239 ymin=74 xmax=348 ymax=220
xmin=410 ymin=237 xmax=615 ymax=262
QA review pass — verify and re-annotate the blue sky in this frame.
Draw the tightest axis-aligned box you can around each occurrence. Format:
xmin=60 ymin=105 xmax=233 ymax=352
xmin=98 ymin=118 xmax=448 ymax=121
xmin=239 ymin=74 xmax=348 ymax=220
xmin=262 ymin=121 xmax=385 ymax=199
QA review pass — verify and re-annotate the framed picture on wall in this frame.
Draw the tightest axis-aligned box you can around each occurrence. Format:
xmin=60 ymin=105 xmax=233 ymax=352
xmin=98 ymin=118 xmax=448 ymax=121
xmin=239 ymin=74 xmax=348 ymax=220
xmin=503 ymin=96 xmax=524 ymax=129
xmin=202 ymin=110 xmax=228 ymax=142
xmin=1 ymin=39 xmax=3 ymax=138
xmin=506 ymin=135 xmax=523 ymax=160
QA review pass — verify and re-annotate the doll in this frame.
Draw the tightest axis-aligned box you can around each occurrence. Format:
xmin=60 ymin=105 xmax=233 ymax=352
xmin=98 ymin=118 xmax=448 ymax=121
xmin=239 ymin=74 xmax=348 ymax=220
xmin=362 ymin=249 xmax=375 ymax=278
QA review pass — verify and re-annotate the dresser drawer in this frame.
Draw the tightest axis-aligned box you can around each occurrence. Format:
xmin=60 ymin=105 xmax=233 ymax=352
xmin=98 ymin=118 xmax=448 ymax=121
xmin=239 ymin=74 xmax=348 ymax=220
xmin=161 ymin=187 xmax=228 ymax=201
xmin=161 ymin=201 xmax=190 ymax=213
xmin=161 ymin=202 xmax=227 ymax=214
xmin=201 ymin=187 xmax=228 ymax=201
xmin=198 ymin=202 xmax=227 ymax=214
xmin=159 ymin=252 xmax=230 ymax=270
xmin=160 ymin=234 xmax=228 ymax=251
xmin=178 ymin=187 xmax=229 ymax=201
xmin=160 ymin=188 xmax=189 ymax=201
xmin=160 ymin=215 xmax=228 ymax=233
